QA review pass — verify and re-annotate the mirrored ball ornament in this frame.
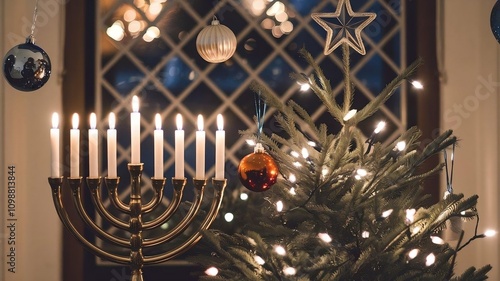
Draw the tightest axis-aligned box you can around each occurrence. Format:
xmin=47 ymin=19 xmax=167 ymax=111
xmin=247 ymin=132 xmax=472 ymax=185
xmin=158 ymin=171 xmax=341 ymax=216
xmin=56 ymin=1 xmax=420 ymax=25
xmin=238 ymin=151 xmax=278 ymax=192
xmin=3 ymin=38 xmax=51 ymax=92
xmin=491 ymin=0 xmax=500 ymax=43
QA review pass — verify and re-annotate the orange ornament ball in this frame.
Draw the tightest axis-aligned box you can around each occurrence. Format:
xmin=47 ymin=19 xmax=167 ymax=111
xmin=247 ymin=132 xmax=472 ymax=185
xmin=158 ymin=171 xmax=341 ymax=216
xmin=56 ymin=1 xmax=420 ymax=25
xmin=238 ymin=151 xmax=278 ymax=192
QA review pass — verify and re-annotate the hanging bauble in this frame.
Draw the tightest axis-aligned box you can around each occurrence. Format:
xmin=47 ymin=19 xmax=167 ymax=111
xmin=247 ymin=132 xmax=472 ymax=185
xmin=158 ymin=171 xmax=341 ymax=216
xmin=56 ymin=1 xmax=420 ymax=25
xmin=238 ymin=144 xmax=278 ymax=192
xmin=491 ymin=1 xmax=500 ymax=43
xmin=3 ymin=37 xmax=51 ymax=92
xmin=196 ymin=17 xmax=237 ymax=63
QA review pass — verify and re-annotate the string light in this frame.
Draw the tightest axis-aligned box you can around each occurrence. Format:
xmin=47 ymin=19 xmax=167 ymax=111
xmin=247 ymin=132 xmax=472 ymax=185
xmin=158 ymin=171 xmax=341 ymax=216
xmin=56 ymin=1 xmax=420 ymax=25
xmin=396 ymin=141 xmax=406 ymax=151
xmin=381 ymin=209 xmax=393 ymax=218
xmin=356 ymin=168 xmax=368 ymax=180
xmin=289 ymin=173 xmax=296 ymax=183
xmin=318 ymin=233 xmax=332 ymax=243
xmin=307 ymin=141 xmax=316 ymax=147
xmin=301 ymin=147 xmax=309 ymax=158
xmin=205 ymin=267 xmax=219 ymax=276
xmin=485 ymin=229 xmax=497 ymax=237
xmin=254 ymin=255 xmax=265 ymax=265
xmin=411 ymin=225 xmax=421 ymax=235
xmin=322 ymin=167 xmax=329 ymax=177
xmin=224 ymin=213 xmax=234 ymax=222
xmin=362 ymin=231 xmax=370 ymax=238
xmin=408 ymin=249 xmax=419 ymax=259
xmin=283 ymin=267 xmax=296 ymax=276
xmin=374 ymin=121 xmax=386 ymax=134
xmin=246 ymin=139 xmax=256 ymax=146
xmin=293 ymin=162 xmax=302 ymax=167
xmin=411 ymin=80 xmax=424 ymax=90
xmin=240 ymin=193 xmax=249 ymax=200
xmin=289 ymin=187 xmax=296 ymax=195
xmin=343 ymin=109 xmax=357 ymax=121
xmin=425 ymin=253 xmax=436 ymax=266
xmin=290 ymin=151 xmax=300 ymax=158
xmin=430 ymin=236 xmax=445 ymax=245
xmin=275 ymin=245 xmax=286 ymax=255
xmin=276 ymin=201 xmax=284 ymax=212
xmin=300 ymin=83 xmax=311 ymax=92
xmin=405 ymin=209 xmax=416 ymax=224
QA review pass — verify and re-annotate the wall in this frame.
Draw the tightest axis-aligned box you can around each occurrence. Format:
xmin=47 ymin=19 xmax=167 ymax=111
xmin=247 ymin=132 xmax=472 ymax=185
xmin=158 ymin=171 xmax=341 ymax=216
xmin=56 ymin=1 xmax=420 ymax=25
xmin=0 ymin=1 xmax=64 ymax=281
xmin=441 ymin=0 xmax=500 ymax=279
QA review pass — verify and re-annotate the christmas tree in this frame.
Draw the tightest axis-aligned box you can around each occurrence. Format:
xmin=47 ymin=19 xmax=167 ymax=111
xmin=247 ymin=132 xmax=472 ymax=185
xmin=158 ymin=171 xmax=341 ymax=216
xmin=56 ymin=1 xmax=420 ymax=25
xmin=189 ymin=2 xmax=493 ymax=280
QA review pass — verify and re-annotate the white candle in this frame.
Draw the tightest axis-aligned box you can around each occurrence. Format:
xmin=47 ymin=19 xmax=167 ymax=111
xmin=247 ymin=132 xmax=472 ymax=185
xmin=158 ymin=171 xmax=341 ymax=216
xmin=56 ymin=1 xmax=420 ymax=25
xmin=50 ymin=112 xmax=60 ymax=178
xmin=154 ymin=113 xmax=163 ymax=179
xmin=89 ymin=113 xmax=98 ymax=178
xmin=131 ymin=96 xmax=141 ymax=164
xmin=70 ymin=113 xmax=80 ymax=178
xmin=196 ymin=114 xmax=205 ymax=179
xmin=107 ymin=113 xmax=117 ymax=178
xmin=215 ymin=114 xmax=225 ymax=180
xmin=175 ymin=113 xmax=184 ymax=179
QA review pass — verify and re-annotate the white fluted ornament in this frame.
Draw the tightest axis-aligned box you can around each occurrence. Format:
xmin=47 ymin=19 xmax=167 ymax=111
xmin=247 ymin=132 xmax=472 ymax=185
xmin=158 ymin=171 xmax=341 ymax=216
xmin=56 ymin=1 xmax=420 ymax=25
xmin=196 ymin=18 xmax=237 ymax=63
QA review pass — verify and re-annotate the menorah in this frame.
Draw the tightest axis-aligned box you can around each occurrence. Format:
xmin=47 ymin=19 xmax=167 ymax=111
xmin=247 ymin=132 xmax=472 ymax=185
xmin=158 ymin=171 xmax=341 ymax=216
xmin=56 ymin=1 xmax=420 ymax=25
xmin=47 ymin=97 xmax=227 ymax=281
xmin=48 ymin=169 xmax=225 ymax=281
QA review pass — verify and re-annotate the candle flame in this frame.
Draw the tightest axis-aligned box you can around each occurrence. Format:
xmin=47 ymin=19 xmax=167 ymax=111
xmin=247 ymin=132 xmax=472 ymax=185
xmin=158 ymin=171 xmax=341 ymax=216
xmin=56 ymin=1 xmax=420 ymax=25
xmin=197 ymin=114 xmax=204 ymax=131
xmin=72 ymin=113 xmax=79 ymax=129
xmin=90 ymin=113 xmax=97 ymax=129
xmin=155 ymin=113 xmax=162 ymax=130
xmin=109 ymin=112 xmax=115 ymax=129
xmin=132 ymin=95 xmax=139 ymax=112
xmin=51 ymin=112 xmax=59 ymax=129
xmin=176 ymin=113 xmax=183 ymax=130
xmin=217 ymin=114 xmax=223 ymax=130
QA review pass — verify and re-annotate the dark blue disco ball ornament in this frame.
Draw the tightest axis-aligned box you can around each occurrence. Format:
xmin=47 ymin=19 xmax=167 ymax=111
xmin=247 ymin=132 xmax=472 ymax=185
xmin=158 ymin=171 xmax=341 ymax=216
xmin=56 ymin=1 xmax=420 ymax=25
xmin=3 ymin=37 xmax=51 ymax=92
xmin=491 ymin=1 xmax=500 ymax=43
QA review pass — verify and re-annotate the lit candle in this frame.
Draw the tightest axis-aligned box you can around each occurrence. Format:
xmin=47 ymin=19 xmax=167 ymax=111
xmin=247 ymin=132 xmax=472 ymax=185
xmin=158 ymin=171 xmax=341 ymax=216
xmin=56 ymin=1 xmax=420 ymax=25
xmin=50 ymin=112 xmax=60 ymax=178
xmin=89 ymin=113 xmax=98 ymax=178
xmin=131 ymin=96 xmax=140 ymax=164
xmin=70 ymin=113 xmax=80 ymax=178
xmin=215 ymin=114 xmax=225 ymax=180
xmin=175 ymin=113 xmax=184 ymax=179
xmin=154 ymin=113 xmax=163 ymax=179
xmin=107 ymin=113 xmax=117 ymax=178
xmin=196 ymin=114 xmax=205 ymax=179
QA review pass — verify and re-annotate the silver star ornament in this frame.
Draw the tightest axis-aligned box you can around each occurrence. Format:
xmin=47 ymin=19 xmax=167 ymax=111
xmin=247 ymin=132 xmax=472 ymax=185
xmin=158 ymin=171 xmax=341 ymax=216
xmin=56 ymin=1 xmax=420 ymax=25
xmin=311 ymin=0 xmax=376 ymax=55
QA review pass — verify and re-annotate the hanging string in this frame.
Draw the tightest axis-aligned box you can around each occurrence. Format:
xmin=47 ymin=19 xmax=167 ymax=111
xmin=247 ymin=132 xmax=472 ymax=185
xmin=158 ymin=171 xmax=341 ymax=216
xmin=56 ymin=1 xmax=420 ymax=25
xmin=443 ymin=142 xmax=456 ymax=194
xmin=28 ymin=0 xmax=40 ymax=42
xmin=254 ymin=91 xmax=267 ymax=140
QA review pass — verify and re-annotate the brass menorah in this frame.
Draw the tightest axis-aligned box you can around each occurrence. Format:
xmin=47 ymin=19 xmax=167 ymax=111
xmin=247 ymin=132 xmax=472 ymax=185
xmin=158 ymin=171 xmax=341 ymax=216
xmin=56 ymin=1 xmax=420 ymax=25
xmin=48 ymin=163 xmax=226 ymax=281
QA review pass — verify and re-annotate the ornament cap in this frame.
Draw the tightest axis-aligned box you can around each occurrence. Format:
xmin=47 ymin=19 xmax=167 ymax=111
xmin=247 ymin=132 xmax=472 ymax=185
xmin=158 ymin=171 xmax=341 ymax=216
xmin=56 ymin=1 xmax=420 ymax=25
xmin=254 ymin=143 xmax=265 ymax=153
xmin=26 ymin=35 xmax=35 ymax=44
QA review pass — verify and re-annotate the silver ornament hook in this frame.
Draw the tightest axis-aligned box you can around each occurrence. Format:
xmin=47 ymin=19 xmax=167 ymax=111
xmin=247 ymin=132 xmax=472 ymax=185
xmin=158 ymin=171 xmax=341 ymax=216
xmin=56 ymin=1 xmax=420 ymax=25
xmin=28 ymin=0 xmax=40 ymax=43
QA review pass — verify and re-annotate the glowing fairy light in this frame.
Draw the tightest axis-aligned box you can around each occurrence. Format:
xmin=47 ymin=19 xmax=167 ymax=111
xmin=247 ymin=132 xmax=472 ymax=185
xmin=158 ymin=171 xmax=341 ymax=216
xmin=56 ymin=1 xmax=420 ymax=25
xmin=374 ymin=121 xmax=386 ymax=134
xmin=412 ymin=225 xmax=421 ymax=235
xmin=301 ymin=147 xmax=309 ymax=158
xmin=246 ymin=139 xmax=256 ymax=146
xmin=405 ymin=209 xmax=416 ymax=224
xmin=396 ymin=141 xmax=406 ymax=151
xmin=289 ymin=187 xmax=296 ymax=195
xmin=307 ymin=141 xmax=316 ymax=147
xmin=289 ymin=174 xmax=296 ymax=183
xmin=205 ymin=267 xmax=219 ymax=276
xmin=224 ymin=213 xmax=234 ymax=222
xmin=408 ymin=249 xmax=419 ymax=259
xmin=425 ymin=253 xmax=436 ymax=266
xmin=430 ymin=236 xmax=445 ymax=245
xmin=485 ymin=229 xmax=497 ymax=237
xmin=276 ymin=200 xmax=284 ymax=212
xmin=275 ymin=245 xmax=286 ymax=256
xmin=343 ymin=109 xmax=357 ymax=121
xmin=362 ymin=231 xmax=370 ymax=238
xmin=254 ymin=255 xmax=265 ymax=265
xmin=412 ymin=80 xmax=424 ymax=90
xmin=283 ymin=267 xmax=296 ymax=276
xmin=240 ymin=193 xmax=249 ymax=201
xmin=291 ymin=151 xmax=300 ymax=158
xmin=356 ymin=169 xmax=368 ymax=177
xmin=382 ymin=209 xmax=393 ymax=218
xmin=293 ymin=162 xmax=302 ymax=167
xmin=300 ymin=83 xmax=311 ymax=92
xmin=318 ymin=233 xmax=332 ymax=243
